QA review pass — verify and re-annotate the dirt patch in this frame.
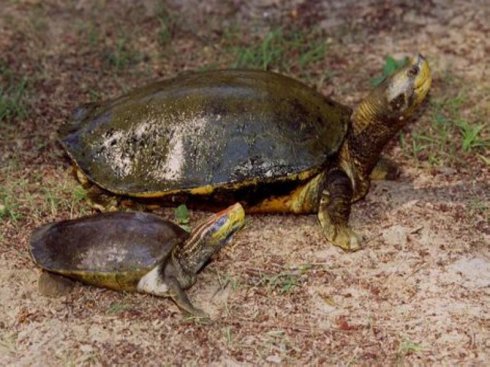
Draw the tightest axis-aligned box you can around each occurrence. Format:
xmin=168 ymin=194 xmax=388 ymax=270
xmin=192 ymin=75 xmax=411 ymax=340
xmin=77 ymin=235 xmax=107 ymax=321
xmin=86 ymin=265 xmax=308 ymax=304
xmin=0 ymin=0 xmax=488 ymax=365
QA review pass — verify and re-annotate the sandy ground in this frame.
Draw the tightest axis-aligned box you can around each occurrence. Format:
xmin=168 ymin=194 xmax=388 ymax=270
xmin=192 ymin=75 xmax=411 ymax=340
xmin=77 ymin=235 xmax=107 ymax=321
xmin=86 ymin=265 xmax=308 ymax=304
xmin=0 ymin=0 xmax=489 ymax=365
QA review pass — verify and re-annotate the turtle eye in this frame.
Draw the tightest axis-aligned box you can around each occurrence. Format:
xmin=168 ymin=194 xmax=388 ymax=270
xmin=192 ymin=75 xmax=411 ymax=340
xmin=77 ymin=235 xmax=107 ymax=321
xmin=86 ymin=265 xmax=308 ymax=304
xmin=212 ymin=216 xmax=227 ymax=230
xmin=407 ymin=65 xmax=419 ymax=78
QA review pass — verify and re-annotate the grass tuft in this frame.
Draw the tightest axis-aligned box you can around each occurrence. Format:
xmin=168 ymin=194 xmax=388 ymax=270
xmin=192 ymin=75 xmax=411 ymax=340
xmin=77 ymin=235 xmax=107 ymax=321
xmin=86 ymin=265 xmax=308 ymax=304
xmin=396 ymin=339 xmax=425 ymax=365
xmin=230 ymin=27 xmax=327 ymax=82
xmin=256 ymin=271 xmax=300 ymax=294
xmin=107 ymin=301 xmax=133 ymax=314
xmin=0 ymin=167 xmax=90 ymax=225
xmin=174 ymin=204 xmax=191 ymax=232
xmin=388 ymin=67 xmax=490 ymax=167
xmin=105 ymin=37 xmax=142 ymax=71
xmin=371 ymin=55 xmax=408 ymax=87
xmin=155 ymin=5 xmax=176 ymax=47
xmin=0 ymin=62 xmax=28 ymax=122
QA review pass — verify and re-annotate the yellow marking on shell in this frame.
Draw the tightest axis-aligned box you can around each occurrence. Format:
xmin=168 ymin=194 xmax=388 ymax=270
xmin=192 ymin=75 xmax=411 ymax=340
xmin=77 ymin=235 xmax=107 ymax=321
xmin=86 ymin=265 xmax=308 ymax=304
xmin=125 ymin=184 xmax=216 ymax=198
xmin=190 ymin=185 xmax=215 ymax=195
xmin=53 ymin=269 xmax=147 ymax=292
xmin=297 ymin=169 xmax=315 ymax=181
xmin=85 ymin=167 xmax=321 ymax=199
xmin=127 ymin=188 xmax=183 ymax=198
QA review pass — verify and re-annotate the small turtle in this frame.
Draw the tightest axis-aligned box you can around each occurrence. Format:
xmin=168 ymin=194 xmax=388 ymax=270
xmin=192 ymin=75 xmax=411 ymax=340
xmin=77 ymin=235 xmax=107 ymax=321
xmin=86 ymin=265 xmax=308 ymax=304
xmin=29 ymin=203 xmax=245 ymax=317
xmin=60 ymin=55 xmax=431 ymax=250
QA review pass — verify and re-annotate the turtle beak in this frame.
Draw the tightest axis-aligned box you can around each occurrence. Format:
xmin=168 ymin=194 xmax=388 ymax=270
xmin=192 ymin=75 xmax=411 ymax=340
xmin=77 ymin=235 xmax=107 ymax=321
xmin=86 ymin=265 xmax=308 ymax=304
xmin=412 ymin=54 xmax=431 ymax=104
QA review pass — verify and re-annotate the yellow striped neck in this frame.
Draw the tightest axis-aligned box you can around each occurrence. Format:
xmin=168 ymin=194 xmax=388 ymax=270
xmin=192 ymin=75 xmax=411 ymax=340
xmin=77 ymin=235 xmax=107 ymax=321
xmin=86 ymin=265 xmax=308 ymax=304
xmin=343 ymin=92 xmax=403 ymax=200
xmin=174 ymin=215 xmax=216 ymax=275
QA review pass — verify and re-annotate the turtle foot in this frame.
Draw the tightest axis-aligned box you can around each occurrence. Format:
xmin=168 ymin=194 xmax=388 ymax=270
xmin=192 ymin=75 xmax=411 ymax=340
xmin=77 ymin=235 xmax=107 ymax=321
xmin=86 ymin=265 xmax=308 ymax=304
xmin=322 ymin=225 xmax=362 ymax=252
xmin=185 ymin=308 xmax=211 ymax=322
xmin=332 ymin=226 xmax=362 ymax=252
xmin=38 ymin=272 xmax=75 ymax=298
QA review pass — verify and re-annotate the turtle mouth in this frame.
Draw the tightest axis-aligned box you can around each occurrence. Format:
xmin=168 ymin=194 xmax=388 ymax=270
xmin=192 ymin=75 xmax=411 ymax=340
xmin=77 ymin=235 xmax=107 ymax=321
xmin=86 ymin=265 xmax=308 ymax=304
xmin=413 ymin=55 xmax=431 ymax=84
xmin=413 ymin=76 xmax=431 ymax=105
xmin=412 ymin=56 xmax=432 ymax=104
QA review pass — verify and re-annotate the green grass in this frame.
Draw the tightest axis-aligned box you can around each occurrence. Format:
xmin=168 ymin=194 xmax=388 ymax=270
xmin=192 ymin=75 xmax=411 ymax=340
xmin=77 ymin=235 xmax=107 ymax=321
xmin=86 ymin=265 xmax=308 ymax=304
xmin=107 ymin=301 xmax=133 ymax=314
xmin=174 ymin=204 xmax=191 ymax=232
xmin=467 ymin=198 xmax=489 ymax=221
xmin=456 ymin=119 xmax=487 ymax=152
xmin=0 ymin=62 xmax=28 ymax=123
xmin=254 ymin=264 xmax=314 ymax=294
xmin=86 ymin=23 xmax=100 ymax=48
xmin=367 ymin=54 xmax=489 ymax=167
xmin=229 ymin=27 xmax=328 ymax=81
xmin=257 ymin=271 xmax=300 ymax=294
xmin=223 ymin=327 xmax=233 ymax=346
xmin=370 ymin=60 xmax=490 ymax=167
xmin=396 ymin=339 xmax=425 ymax=365
xmin=155 ymin=4 xmax=175 ymax=47
xmin=0 ymin=167 xmax=89 ymax=225
xmin=40 ymin=181 xmax=88 ymax=219
xmin=0 ymin=331 xmax=18 ymax=356
xmin=402 ymin=92 xmax=489 ymax=166
xmin=0 ymin=190 xmax=22 ymax=222
xmin=371 ymin=55 xmax=408 ymax=87
xmin=215 ymin=270 xmax=240 ymax=291
xmin=105 ymin=37 xmax=142 ymax=71
xmin=0 ymin=170 xmax=28 ymax=222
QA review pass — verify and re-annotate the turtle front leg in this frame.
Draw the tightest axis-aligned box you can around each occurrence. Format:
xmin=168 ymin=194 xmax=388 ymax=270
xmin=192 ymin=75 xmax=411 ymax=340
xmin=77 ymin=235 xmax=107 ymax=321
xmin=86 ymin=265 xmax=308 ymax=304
xmin=369 ymin=157 xmax=400 ymax=181
xmin=318 ymin=169 xmax=361 ymax=251
xmin=165 ymin=276 xmax=209 ymax=319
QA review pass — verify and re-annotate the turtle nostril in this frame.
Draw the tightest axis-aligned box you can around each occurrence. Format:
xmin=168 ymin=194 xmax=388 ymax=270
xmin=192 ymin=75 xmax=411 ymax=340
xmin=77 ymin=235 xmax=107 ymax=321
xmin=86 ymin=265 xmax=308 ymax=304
xmin=408 ymin=65 xmax=419 ymax=77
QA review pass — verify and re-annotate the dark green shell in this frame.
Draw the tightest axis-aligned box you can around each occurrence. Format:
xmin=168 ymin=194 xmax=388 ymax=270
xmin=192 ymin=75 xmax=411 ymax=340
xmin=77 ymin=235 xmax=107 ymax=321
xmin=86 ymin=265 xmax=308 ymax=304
xmin=61 ymin=70 xmax=350 ymax=195
xmin=29 ymin=212 xmax=188 ymax=291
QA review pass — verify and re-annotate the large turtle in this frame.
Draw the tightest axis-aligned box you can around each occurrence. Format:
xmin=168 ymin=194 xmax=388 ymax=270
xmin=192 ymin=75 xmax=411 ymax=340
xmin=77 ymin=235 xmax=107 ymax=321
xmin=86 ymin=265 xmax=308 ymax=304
xmin=29 ymin=203 xmax=245 ymax=317
xmin=60 ymin=55 xmax=431 ymax=251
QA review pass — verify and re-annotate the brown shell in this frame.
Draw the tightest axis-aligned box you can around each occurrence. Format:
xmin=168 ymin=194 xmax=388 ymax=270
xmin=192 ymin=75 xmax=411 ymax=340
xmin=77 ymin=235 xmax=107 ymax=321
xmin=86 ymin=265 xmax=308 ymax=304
xmin=29 ymin=212 xmax=188 ymax=291
xmin=60 ymin=70 xmax=350 ymax=195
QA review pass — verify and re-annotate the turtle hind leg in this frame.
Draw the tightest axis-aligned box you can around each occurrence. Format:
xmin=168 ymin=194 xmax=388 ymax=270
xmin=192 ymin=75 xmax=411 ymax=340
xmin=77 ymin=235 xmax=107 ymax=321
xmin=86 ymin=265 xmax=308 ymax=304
xmin=318 ymin=169 xmax=361 ymax=251
xmin=370 ymin=157 xmax=400 ymax=181
xmin=72 ymin=167 xmax=119 ymax=211
xmin=165 ymin=276 xmax=209 ymax=320
xmin=38 ymin=271 xmax=75 ymax=298
xmin=86 ymin=185 xmax=119 ymax=212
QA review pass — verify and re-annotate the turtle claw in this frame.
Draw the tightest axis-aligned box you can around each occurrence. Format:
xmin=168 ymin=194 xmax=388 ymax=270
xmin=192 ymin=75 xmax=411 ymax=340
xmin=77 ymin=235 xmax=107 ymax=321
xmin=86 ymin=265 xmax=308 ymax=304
xmin=185 ymin=308 xmax=211 ymax=322
xmin=331 ymin=226 xmax=362 ymax=252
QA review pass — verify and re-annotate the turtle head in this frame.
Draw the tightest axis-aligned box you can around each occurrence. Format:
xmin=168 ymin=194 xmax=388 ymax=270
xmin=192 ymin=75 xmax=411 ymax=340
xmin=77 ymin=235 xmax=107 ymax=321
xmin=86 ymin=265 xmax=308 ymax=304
xmin=175 ymin=203 xmax=245 ymax=276
xmin=382 ymin=54 xmax=431 ymax=119
xmin=353 ymin=54 xmax=431 ymax=131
